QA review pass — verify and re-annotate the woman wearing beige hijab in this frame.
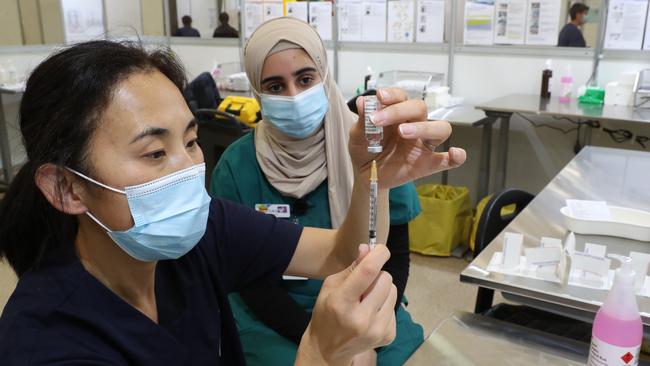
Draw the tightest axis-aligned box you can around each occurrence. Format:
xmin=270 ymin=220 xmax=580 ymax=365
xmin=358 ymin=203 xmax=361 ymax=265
xmin=211 ymin=17 xmax=448 ymax=365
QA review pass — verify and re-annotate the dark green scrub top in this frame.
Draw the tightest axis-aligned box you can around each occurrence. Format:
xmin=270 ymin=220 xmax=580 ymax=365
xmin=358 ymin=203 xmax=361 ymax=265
xmin=210 ymin=132 xmax=421 ymax=228
xmin=210 ymin=132 xmax=423 ymax=366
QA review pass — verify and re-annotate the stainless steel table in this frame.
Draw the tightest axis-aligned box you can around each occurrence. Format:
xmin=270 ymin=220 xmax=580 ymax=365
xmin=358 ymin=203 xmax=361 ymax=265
xmin=428 ymin=105 xmax=486 ymax=189
xmin=0 ymin=83 xmax=25 ymax=188
xmin=405 ymin=311 xmax=591 ymax=365
xmin=461 ymin=146 xmax=650 ymax=325
xmin=475 ymin=94 xmax=650 ymax=199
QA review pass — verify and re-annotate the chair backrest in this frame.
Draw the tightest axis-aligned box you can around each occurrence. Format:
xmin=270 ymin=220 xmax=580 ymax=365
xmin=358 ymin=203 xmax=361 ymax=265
xmin=474 ymin=189 xmax=534 ymax=257
xmin=194 ymin=110 xmax=249 ymax=188
xmin=184 ymin=72 xmax=221 ymax=111
xmin=346 ymin=89 xmax=377 ymax=114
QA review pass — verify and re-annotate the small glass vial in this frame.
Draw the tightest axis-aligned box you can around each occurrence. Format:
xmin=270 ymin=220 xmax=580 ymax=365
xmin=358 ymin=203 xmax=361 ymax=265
xmin=364 ymin=96 xmax=383 ymax=153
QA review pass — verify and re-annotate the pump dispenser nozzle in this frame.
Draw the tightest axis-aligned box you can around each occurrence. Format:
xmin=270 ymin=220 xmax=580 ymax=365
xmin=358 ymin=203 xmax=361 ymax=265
xmin=607 ymin=254 xmax=636 ymax=287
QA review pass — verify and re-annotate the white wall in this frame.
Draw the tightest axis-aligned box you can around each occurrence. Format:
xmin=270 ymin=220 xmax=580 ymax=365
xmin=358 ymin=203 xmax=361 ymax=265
xmin=453 ymin=53 xmax=594 ymax=104
xmin=337 ymin=48 xmax=448 ymax=96
xmin=170 ymin=42 xmax=240 ymax=80
xmin=2 ymin=40 xmax=650 ymax=204
xmin=104 ymin=0 xmax=143 ymax=37
xmin=598 ymin=58 xmax=650 ymax=86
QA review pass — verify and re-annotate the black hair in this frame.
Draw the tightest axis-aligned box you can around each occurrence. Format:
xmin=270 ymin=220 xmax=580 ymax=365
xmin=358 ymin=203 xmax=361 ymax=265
xmin=570 ymin=3 xmax=590 ymax=20
xmin=0 ymin=40 xmax=187 ymax=276
xmin=182 ymin=15 xmax=192 ymax=26
xmin=219 ymin=12 xmax=229 ymax=24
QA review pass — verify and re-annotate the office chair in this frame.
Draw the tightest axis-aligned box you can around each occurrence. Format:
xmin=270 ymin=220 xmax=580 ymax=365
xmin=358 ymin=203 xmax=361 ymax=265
xmin=193 ymin=109 xmax=249 ymax=189
xmin=473 ymin=188 xmax=534 ymax=314
xmin=183 ymin=73 xmax=250 ymax=188
xmin=184 ymin=72 xmax=222 ymax=112
xmin=346 ymin=89 xmax=377 ymax=114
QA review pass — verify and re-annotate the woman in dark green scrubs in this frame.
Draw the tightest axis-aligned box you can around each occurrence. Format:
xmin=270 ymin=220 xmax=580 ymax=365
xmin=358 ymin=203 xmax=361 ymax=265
xmin=211 ymin=17 xmax=424 ymax=365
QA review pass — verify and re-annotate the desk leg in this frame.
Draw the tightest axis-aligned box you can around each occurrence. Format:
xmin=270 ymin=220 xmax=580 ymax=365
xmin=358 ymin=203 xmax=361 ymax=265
xmin=441 ymin=138 xmax=451 ymax=186
xmin=494 ymin=114 xmax=512 ymax=192
xmin=0 ymin=95 xmax=13 ymax=187
xmin=476 ymin=117 xmax=495 ymax=202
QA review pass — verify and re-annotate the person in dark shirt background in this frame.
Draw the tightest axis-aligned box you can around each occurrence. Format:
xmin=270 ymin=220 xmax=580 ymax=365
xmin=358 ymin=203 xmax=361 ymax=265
xmin=213 ymin=12 xmax=239 ymax=38
xmin=174 ymin=15 xmax=201 ymax=37
xmin=558 ymin=3 xmax=589 ymax=47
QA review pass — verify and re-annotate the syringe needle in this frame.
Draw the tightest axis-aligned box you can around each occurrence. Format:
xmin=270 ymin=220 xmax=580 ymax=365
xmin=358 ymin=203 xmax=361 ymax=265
xmin=369 ymin=160 xmax=378 ymax=250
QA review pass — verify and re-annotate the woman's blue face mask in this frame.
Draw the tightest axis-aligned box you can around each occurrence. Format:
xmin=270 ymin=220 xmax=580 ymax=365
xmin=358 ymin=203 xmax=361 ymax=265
xmin=260 ymin=83 xmax=329 ymax=139
xmin=67 ymin=164 xmax=211 ymax=262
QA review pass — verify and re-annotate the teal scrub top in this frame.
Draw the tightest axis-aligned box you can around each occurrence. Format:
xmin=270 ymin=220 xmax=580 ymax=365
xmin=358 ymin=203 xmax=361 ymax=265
xmin=210 ymin=132 xmax=421 ymax=228
xmin=210 ymin=132 xmax=424 ymax=365
xmin=211 ymin=131 xmax=421 ymax=306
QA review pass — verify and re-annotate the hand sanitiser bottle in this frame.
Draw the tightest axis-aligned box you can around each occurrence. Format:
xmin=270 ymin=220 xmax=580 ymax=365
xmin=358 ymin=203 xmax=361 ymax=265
xmin=587 ymin=255 xmax=642 ymax=366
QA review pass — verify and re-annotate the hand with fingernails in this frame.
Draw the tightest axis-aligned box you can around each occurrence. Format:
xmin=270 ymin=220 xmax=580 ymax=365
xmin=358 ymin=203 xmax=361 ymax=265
xmin=351 ymin=88 xmax=466 ymax=188
xmin=296 ymin=244 xmax=396 ymax=366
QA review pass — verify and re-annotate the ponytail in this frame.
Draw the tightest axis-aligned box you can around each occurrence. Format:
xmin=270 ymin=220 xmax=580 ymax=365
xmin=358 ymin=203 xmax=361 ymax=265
xmin=0 ymin=162 xmax=77 ymax=276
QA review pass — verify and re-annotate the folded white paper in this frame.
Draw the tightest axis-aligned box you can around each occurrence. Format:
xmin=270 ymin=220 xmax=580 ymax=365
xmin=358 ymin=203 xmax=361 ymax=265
xmin=564 ymin=232 xmax=576 ymax=256
xmin=584 ymin=243 xmax=607 ymax=258
xmin=525 ymin=247 xmax=561 ymax=266
xmin=571 ymin=251 xmax=612 ymax=277
xmin=487 ymin=252 xmax=561 ymax=283
xmin=540 ymin=237 xmax=562 ymax=249
xmin=503 ymin=232 xmax=524 ymax=269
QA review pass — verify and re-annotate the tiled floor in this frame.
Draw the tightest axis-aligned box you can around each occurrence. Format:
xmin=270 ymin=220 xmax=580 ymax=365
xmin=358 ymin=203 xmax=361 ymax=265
xmin=403 ymin=254 xmax=477 ymax=336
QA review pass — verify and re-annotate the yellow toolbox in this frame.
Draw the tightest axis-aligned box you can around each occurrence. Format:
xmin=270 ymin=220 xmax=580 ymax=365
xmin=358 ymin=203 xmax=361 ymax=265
xmin=218 ymin=96 xmax=261 ymax=128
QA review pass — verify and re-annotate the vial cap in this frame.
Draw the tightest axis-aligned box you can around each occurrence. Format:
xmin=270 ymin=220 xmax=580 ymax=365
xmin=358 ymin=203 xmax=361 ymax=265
xmin=367 ymin=146 xmax=383 ymax=153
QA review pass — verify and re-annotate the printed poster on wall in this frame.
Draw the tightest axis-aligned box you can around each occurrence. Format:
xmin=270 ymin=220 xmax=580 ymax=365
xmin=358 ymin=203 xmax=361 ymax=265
xmin=416 ymin=0 xmax=445 ymax=43
xmin=244 ymin=1 xmax=264 ymax=38
xmin=338 ymin=0 xmax=363 ymax=41
xmin=263 ymin=0 xmax=284 ymax=22
xmin=493 ymin=0 xmax=527 ymax=44
xmin=604 ymin=0 xmax=649 ymax=50
xmin=464 ymin=0 xmax=495 ymax=45
xmin=286 ymin=1 xmax=309 ymax=23
xmin=388 ymin=0 xmax=415 ymax=42
xmin=524 ymin=0 xmax=561 ymax=45
xmin=61 ymin=0 xmax=105 ymax=43
xmin=309 ymin=1 xmax=333 ymax=41
xmin=362 ymin=0 xmax=388 ymax=42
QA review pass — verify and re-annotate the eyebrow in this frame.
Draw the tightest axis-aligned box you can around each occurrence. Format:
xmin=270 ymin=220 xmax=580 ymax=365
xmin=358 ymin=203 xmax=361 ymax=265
xmin=260 ymin=67 xmax=319 ymax=85
xmin=129 ymin=118 xmax=197 ymax=144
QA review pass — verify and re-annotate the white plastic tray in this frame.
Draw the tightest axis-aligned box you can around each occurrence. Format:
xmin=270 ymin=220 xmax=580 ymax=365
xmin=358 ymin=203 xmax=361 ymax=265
xmin=560 ymin=205 xmax=650 ymax=242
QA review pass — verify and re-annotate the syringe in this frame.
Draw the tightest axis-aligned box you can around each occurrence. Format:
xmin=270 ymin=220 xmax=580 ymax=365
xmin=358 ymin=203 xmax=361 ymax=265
xmin=369 ymin=160 xmax=378 ymax=250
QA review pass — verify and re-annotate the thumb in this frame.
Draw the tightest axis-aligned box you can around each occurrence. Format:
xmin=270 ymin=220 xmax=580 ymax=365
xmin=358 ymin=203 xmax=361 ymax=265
xmin=325 ymin=244 xmax=372 ymax=284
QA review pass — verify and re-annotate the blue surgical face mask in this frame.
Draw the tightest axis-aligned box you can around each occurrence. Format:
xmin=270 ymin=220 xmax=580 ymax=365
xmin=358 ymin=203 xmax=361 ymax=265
xmin=67 ymin=163 xmax=211 ymax=262
xmin=260 ymin=83 xmax=329 ymax=139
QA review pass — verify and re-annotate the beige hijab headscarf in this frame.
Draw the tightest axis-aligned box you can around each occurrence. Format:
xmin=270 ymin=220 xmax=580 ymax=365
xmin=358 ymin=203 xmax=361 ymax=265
xmin=245 ymin=17 xmax=356 ymax=228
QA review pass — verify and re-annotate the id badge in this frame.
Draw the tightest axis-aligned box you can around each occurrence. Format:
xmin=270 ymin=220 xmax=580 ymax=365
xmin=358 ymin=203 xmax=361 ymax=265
xmin=255 ymin=204 xmax=291 ymax=218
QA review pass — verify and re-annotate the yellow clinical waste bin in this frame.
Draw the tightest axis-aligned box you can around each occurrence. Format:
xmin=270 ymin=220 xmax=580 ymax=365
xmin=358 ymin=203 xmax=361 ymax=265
xmin=409 ymin=184 xmax=473 ymax=256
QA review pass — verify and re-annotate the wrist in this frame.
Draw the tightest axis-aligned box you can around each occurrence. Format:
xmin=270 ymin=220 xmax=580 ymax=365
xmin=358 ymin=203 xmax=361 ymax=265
xmin=296 ymin=325 xmax=352 ymax=366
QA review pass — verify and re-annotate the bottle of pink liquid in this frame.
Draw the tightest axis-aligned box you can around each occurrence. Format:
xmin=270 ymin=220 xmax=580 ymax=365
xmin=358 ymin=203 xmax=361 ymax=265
xmin=559 ymin=65 xmax=573 ymax=104
xmin=587 ymin=255 xmax=643 ymax=366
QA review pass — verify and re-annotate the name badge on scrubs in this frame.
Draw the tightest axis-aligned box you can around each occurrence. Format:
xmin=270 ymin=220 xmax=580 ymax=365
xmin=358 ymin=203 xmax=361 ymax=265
xmin=255 ymin=204 xmax=291 ymax=218
xmin=256 ymin=204 xmax=305 ymax=280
